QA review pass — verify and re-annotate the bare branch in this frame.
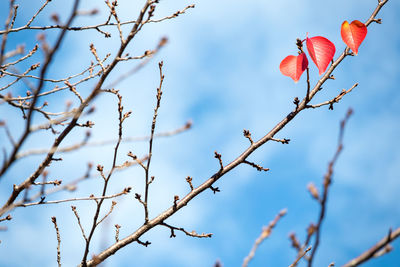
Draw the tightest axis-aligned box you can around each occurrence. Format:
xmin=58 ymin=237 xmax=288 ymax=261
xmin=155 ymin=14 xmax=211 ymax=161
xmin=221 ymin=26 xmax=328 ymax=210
xmin=243 ymin=160 xmax=269 ymax=172
xmin=0 ymin=3 xmax=195 ymax=35
xmin=106 ymin=37 xmax=168 ymax=88
xmin=32 ymin=179 xmax=62 ymax=186
xmin=1 ymin=44 xmax=37 ymax=69
xmin=307 ymin=108 xmax=353 ymax=267
xmin=72 ymin=205 xmax=87 ymax=242
xmin=270 ymin=137 xmax=290 ymax=144
xmin=83 ymin=1 xmax=389 ymax=255
xmin=160 ymin=222 xmax=213 ymax=239
xmin=147 ymin=4 xmax=195 ymax=23
xmin=105 ymin=0 xmax=124 ymax=43
xmin=214 ymin=151 xmax=223 ymax=170
xmin=143 ymin=61 xmax=165 ymax=224
xmin=306 ymin=83 xmax=358 ymax=110
xmin=243 ymin=129 xmax=254 ymax=145
xmin=89 ymin=43 xmax=106 ymax=74
xmin=0 ymin=214 xmax=12 ymax=223
xmin=186 ymin=176 xmax=194 ymax=191
xmin=242 ymin=209 xmax=287 ymax=267
xmin=25 ymin=0 xmax=52 ymax=27
xmin=0 ymin=0 xmax=384 ymax=265
xmin=15 ymin=188 xmax=130 ymax=208
xmin=0 ymin=0 xmax=17 ymax=67
xmin=65 ymin=80 xmax=84 ymax=103
xmin=96 ymin=200 xmax=117 ymax=227
xmin=80 ymin=90 xmax=131 ymax=265
xmin=289 ymin=247 xmax=311 ymax=267
xmin=51 ymin=217 xmax=62 ymax=267
xmin=341 ymin=227 xmax=400 ymax=267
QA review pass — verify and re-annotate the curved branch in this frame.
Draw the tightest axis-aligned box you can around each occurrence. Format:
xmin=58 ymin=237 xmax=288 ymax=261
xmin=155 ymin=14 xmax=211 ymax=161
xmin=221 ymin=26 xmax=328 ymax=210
xmin=341 ymin=227 xmax=400 ymax=267
xmin=82 ymin=1 xmax=389 ymax=266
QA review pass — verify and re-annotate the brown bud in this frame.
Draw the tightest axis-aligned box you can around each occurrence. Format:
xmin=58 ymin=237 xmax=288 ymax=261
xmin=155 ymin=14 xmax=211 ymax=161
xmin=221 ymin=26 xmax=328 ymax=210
xmin=307 ymin=182 xmax=320 ymax=201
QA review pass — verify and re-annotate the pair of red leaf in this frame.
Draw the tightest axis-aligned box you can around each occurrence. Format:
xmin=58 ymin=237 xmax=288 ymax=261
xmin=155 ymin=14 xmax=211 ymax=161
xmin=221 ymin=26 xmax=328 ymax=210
xmin=280 ymin=20 xmax=367 ymax=82
xmin=280 ymin=36 xmax=335 ymax=82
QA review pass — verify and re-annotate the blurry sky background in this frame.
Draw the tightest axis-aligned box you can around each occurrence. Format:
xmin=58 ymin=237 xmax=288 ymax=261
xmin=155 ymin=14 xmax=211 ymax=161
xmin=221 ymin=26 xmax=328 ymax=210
xmin=0 ymin=0 xmax=399 ymax=266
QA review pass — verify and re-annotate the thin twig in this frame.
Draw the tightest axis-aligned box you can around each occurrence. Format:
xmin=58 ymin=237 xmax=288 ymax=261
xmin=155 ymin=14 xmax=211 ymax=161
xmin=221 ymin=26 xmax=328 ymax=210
xmin=270 ymin=138 xmax=290 ymax=144
xmin=306 ymin=83 xmax=358 ymax=110
xmin=71 ymin=206 xmax=87 ymax=242
xmin=96 ymin=201 xmax=117 ymax=227
xmin=15 ymin=188 xmax=130 ymax=207
xmin=242 ymin=209 xmax=287 ymax=267
xmin=186 ymin=176 xmax=194 ymax=191
xmin=5 ymin=57 xmax=107 ymax=101
xmin=160 ymin=222 xmax=212 ymax=238
xmin=51 ymin=216 xmax=62 ymax=267
xmin=105 ymin=0 xmax=124 ymax=43
xmin=243 ymin=129 xmax=254 ymax=145
xmin=214 ymin=151 xmax=223 ymax=170
xmin=81 ymin=90 xmax=130 ymax=266
xmin=307 ymin=108 xmax=353 ymax=267
xmin=0 ymin=0 xmax=16 ymax=67
xmin=0 ymin=3 xmax=195 ymax=35
xmin=32 ymin=179 xmax=62 ymax=186
xmin=289 ymin=247 xmax=312 ymax=267
xmin=146 ymin=4 xmax=195 ymax=23
xmin=25 ymin=0 xmax=52 ymax=27
xmin=1 ymin=44 xmax=24 ymax=61
xmin=16 ymin=121 xmax=191 ymax=159
xmin=243 ymin=160 xmax=269 ymax=172
xmin=0 ymin=214 xmax=12 ymax=222
xmin=143 ymin=61 xmax=164 ymax=224
xmin=106 ymin=37 xmax=168 ymax=88
xmin=341 ymin=227 xmax=400 ymax=267
xmin=1 ymin=44 xmax=38 ymax=69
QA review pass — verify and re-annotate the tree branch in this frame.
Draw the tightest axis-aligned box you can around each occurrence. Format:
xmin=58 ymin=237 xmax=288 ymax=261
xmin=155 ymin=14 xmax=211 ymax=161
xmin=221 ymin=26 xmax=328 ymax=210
xmin=341 ymin=227 xmax=400 ymax=267
xmin=242 ymin=209 xmax=287 ymax=267
xmin=81 ymin=2 xmax=389 ymax=265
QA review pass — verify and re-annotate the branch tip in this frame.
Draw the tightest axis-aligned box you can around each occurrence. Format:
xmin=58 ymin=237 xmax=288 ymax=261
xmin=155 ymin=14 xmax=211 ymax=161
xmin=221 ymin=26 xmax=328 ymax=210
xmin=214 ymin=151 xmax=223 ymax=170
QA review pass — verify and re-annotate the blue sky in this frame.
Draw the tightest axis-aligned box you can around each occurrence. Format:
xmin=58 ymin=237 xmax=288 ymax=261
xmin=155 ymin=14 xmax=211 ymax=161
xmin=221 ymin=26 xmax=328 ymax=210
xmin=0 ymin=0 xmax=400 ymax=266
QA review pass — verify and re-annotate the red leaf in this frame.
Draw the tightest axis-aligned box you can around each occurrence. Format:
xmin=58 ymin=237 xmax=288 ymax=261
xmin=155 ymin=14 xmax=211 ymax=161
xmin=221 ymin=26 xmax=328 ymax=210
xmin=306 ymin=36 xmax=336 ymax=75
xmin=341 ymin=20 xmax=367 ymax=55
xmin=279 ymin=53 xmax=308 ymax=83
